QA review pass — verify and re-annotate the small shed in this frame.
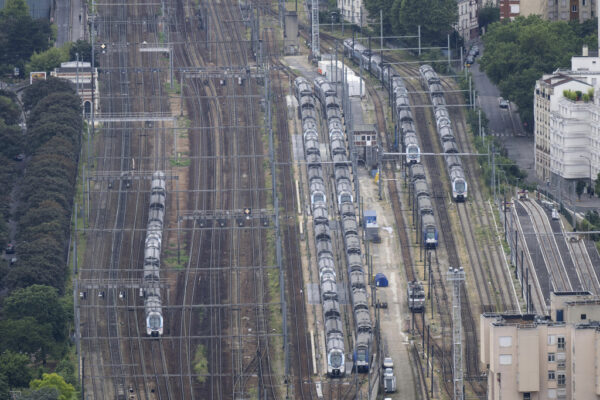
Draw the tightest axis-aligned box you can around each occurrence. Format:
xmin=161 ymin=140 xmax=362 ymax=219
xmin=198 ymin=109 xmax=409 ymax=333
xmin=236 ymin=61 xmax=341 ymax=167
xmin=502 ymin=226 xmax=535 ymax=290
xmin=365 ymin=210 xmax=380 ymax=242
xmin=374 ymin=273 xmax=388 ymax=287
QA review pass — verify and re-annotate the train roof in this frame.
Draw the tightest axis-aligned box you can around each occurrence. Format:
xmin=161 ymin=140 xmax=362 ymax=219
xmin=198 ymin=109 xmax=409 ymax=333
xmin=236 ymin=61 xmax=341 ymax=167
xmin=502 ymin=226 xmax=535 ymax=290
xmin=414 ymin=179 xmax=430 ymax=197
xmin=421 ymin=213 xmax=436 ymax=226
xmin=409 ymin=163 xmax=426 ymax=180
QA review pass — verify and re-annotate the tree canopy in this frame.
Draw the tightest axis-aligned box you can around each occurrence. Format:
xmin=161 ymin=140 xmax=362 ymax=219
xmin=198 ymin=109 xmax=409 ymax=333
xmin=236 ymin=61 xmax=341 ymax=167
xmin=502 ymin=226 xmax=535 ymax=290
xmin=479 ymin=15 xmax=597 ymax=131
xmin=0 ymin=351 xmax=33 ymax=388
xmin=29 ymin=374 xmax=75 ymax=400
xmin=22 ymin=78 xmax=75 ymax=111
xmin=2 ymin=285 xmax=68 ymax=342
xmin=0 ymin=0 xmax=54 ymax=76
xmin=365 ymin=0 xmax=457 ymax=46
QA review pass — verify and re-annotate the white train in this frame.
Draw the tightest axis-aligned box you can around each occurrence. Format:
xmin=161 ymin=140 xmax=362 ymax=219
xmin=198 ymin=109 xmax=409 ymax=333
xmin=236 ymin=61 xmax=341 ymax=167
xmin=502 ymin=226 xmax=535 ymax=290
xmin=294 ymin=77 xmax=346 ymax=377
xmin=314 ymin=77 xmax=373 ymax=373
xmin=419 ymin=64 xmax=468 ymax=201
xmin=145 ymin=171 xmax=166 ymax=336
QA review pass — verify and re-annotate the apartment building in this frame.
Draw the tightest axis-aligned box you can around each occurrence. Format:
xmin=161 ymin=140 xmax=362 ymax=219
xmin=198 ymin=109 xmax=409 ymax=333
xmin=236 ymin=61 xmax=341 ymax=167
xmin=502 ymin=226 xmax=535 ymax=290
xmin=534 ymin=47 xmax=600 ymax=192
xmin=457 ymin=0 xmax=479 ymax=41
xmin=499 ymin=0 xmax=595 ymax=21
xmin=481 ymin=292 xmax=600 ymax=400
xmin=337 ymin=0 xmax=365 ymax=26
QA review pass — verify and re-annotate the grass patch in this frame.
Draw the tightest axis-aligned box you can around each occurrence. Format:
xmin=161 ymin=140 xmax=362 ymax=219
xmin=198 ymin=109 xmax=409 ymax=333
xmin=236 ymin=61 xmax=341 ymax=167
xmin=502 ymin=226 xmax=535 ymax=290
xmin=193 ymin=344 xmax=208 ymax=383
xmin=164 ymin=77 xmax=181 ymax=95
xmin=170 ymin=153 xmax=191 ymax=167
xmin=163 ymin=246 xmax=188 ymax=270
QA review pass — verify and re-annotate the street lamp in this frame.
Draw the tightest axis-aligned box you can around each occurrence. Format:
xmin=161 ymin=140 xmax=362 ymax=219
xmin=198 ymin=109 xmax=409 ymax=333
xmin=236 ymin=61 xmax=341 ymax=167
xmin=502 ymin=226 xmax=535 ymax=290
xmin=580 ymin=154 xmax=592 ymax=196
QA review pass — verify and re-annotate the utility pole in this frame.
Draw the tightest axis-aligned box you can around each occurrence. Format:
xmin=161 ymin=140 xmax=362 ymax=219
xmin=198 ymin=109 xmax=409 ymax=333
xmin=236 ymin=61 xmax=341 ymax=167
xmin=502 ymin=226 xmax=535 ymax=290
xmin=89 ymin=0 xmax=95 ymax=167
xmin=311 ymin=0 xmax=320 ymax=59
xmin=447 ymin=267 xmax=465 ymax=400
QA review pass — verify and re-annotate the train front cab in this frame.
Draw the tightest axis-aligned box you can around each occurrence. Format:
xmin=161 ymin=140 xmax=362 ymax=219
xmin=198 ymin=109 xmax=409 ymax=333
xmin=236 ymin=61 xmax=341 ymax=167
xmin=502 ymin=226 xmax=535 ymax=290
xmin=146 ymin=312 xmax=163 ymax=337
xmin=354 ymin=347 xmax=369 ymax=373
xmin=453 ymin=179 xmax=467 ymax=202
xmin=423 ymin=225 xmax=438 ymax=249
xmin=405 ymin=144 xmax=420 ymax=164
xmin=327 ymin=350 xmax=345 ymax=377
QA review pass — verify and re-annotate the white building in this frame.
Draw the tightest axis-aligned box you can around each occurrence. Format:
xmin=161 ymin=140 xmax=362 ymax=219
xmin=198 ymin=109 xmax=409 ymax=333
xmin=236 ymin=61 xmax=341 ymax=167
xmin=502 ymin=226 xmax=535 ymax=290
xmin=457 ymin=0 xmax=479 ymax=41
xmin=481 ymin=292 xmax=600 ymax=400
xmin=534 ymin=46 xmax=600 ymax=192
xmin=51 ymin=61 xmax=99 ymax=116
xmin=338 ymin=0 xmax=365 ymax=26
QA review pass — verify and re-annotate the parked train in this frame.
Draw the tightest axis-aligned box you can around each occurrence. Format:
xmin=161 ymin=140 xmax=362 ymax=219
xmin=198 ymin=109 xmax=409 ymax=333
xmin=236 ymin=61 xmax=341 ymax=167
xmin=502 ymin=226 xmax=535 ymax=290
xmin=342 ymin=39 xmax=439 ymax=248
xmin=313 ymin=77 xmax=373 ymax=373
xmin=342 ymin=39 xmax=467 ymax=201
xmin=144 ymin=171 xmax=166 ymax=336
xmin=419 ymin=64 xmax=468 ymax=201
xmin=294 ymin=77 xmax=346 ymax=377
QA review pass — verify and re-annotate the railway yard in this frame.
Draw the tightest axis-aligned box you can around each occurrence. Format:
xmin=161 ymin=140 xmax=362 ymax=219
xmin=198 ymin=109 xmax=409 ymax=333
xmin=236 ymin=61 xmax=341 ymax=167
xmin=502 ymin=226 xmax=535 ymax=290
xmin=74 ymin=1 xmax=600 ymax=399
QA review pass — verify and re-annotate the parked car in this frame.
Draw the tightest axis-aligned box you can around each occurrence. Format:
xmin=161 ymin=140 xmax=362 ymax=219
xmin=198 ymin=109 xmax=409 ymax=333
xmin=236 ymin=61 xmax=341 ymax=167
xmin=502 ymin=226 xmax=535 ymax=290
xmin=465 ymin=56 xmax=474 ymax=67
xmin=5 ymin=243 xmax=15 ymax=254
xmin=499 ymin=98 xmax=509 ymax=109
xmin=14 ymin=153 xmax=24 ymax=161
xmin=383 ymin=357 xmax=394 ymax=369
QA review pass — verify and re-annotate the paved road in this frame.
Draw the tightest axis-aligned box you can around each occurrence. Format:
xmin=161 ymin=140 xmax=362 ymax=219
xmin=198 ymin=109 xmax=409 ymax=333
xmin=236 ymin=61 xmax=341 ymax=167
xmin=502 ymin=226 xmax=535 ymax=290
xmin=55 ymin=0 xmax=85 ymax=47
xmin=468 ymin=42 xmax=538 ymax=184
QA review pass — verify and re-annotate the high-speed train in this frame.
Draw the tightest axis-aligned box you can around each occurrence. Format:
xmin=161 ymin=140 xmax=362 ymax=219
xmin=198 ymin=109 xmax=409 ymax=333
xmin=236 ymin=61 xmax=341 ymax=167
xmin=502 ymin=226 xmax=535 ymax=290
xmin=145 ymin=171 xmax=166 ymax=336
xmin=314 ymin=77 xmax=373 ymax=373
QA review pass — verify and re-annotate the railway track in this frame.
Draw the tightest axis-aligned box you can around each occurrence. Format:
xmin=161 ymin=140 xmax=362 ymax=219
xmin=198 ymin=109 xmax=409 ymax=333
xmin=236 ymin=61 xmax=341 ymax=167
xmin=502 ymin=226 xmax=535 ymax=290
xmin=264 ymin=31 xmax=316 ymax=399
xmin=518 ymin=200 xmax=573 ymax=292
xmin=441 ymin=79 xmax=520 ymax=314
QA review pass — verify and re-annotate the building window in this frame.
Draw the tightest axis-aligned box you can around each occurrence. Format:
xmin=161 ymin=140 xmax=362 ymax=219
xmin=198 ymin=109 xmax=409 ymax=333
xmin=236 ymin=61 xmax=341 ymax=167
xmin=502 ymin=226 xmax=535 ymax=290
xmin=499 ymin=336 xmax=512 ymax=347
xmin=572 ymin=5 xmax=577 ymax=11
xmin=583 ymin=0 xmax=586 ymax=5
xmin=548 ymin=353 xmax=556 ymax=362
xmin=499 ymin=354 xmax=512 ymax=365
xmin=558 ymin=337 xmax=565 ymax=350
xmin=558 ymin=373 xmax=566 ymax=386
xmin=581 ymin=313 xmax=587 ymax=320
xmin=523 ymin=394 xmax=531 ymax=400
xmin=549 ymin=370 xmax=556 ymax=380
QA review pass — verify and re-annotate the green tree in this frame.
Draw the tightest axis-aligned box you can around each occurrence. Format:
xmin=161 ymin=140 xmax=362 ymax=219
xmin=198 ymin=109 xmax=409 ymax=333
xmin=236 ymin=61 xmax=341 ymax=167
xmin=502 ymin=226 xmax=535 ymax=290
xmin=0 ymin=374 xmax=9 ymax=400
xmin=3 ymin=257 xmax=66 ymax=293
xmin=364 ymin=0 xmax=395 ymax=34
xmin=0 ymin=95 xmax=20 ymax=125
xmin=480 ymin=15 xmax=583 ymax=131
xmin=27 ymin=47 xmax=69 ymax=74
xmin=2 ymin=285 xmax=68 ymax=342
xmin=0 ymin=0 xmax=29 ymax=18
xmin=0 ymin=351 xmax=32 ymax=388
xmin=19 ymin=387 xmax=60 ymax=400
xmin=478 ymin=6 xmax=500 ymax=33
xmin=595 ymin=172 xmax=600 ymax=197
xmin=0 ymin=120 xmax=23 ymax=159
xmin=576 ymin=179 xmax=586 ymax=200
xmin=391 ymin=0 xmax=457 ymax=45
xmin=69 ymin=39 xmax=96 ymax=66
xmin=0 ymin=317 xmax=56 ymax=361
xmin=0 ymin=0 xmax=53 ymax=74
xmin=22 ymin=78 xmax=75 ymax=111
xmin=29 ymin=374 xmax=75 ymax=400
xmin=27 ymin=122 xmax=78 ymax=151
